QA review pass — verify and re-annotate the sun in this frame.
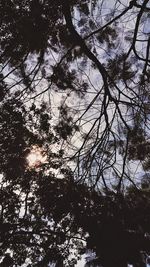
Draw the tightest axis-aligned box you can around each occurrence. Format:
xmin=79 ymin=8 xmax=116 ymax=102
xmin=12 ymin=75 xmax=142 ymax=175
xmin=27 ymin=146 xmax=47 ymax=168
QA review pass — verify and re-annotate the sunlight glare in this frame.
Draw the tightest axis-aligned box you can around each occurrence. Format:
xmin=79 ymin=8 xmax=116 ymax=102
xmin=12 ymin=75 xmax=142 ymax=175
xmin=27 ymin=146 xmax=47 ymax=168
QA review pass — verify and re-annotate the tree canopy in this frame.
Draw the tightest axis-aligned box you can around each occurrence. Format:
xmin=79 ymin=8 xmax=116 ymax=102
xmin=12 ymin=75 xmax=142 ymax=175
xmin=0 ymin=0 xmax=150 ymax=266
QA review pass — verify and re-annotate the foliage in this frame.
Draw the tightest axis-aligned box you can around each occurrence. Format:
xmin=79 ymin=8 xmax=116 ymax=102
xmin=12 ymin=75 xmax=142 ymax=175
xmin=0 ymin=0 xmax=150 ymax=266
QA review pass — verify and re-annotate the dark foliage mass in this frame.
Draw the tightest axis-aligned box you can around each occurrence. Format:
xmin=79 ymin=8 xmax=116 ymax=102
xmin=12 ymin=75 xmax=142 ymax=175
xmin=0 ymin=0 xmax=150 ymax=266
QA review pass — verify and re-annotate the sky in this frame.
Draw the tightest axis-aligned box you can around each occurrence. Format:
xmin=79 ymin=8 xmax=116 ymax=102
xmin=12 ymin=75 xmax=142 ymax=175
xmin=1 ymin=0 xmax=150 ymax=266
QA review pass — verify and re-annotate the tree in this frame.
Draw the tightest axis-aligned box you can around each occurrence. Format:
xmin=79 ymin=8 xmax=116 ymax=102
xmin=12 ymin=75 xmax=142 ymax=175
xmin=0 ymin=91 xmax=88 ymax=266
xmin=0 ymin=0 xmax=150 ymax=266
